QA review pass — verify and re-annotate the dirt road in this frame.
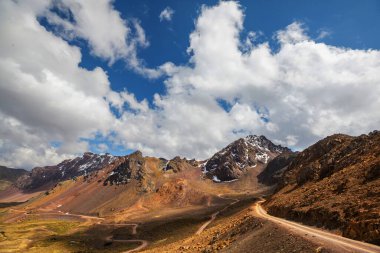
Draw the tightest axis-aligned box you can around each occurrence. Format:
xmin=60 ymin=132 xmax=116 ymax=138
xmin=103 ymin=223 xmax=148 ymax=253
xmin=196 ymin=194 xmax=239 ymax=235
xmin=254 ymin=200 xmax=380 ymax=253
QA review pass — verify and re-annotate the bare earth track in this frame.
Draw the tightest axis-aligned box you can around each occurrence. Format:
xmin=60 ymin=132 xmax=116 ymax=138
xmin=196 ymin=194 xmax=239 ymax=235
xmin=104 ymin=222 xmax=148 ymax=253
xmin=254 ymin=200 xmax=380 ymax=253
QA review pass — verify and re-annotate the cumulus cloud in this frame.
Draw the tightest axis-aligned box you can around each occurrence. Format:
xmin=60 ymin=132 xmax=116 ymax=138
xmin=44 ymin=0 xmax=162 ymax=78
xmin=113 ymin=1 xmax=380 ymax=159
xmin=1 ymin=0 xmax=380 ymax=169
xmin=0 ymin=0 xmax=119 ymax=168
xmin=159 ymin=7 xmax=174 ymax=22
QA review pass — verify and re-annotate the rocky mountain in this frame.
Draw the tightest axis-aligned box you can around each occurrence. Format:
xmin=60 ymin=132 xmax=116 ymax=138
xmin=0 ymin=166 xmax=28 ymax=191
xmin=10 ymin=135 xmax=290 ymax=191
xmin=1 ymin=134 xmax=293 ymax=216
xmin=265 ymin=130 xmax=380 ymax=244
xmin=203 ymin=135 xmax=291 ymax=182
xmin=163 ymin=156 xmax=200 ymax=173
xmin=15 ymin=152 xmax=118 ymax=190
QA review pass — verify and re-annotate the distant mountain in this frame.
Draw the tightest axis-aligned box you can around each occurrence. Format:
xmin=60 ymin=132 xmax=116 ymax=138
xmin=265 ymin=130 xmax=380 ymax=245
xmin=1 ymin=134 xmax=290 ymax=216
xmin=15 ymin=152 xmax=117 ymax=190
xmin=203 ymin=135 xmax=292 ymax=182
xmin=0 ymin=166 xmax=28 ymax=191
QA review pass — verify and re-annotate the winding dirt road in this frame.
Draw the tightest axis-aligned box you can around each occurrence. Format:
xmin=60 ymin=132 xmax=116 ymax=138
xmin=254 ymin=200 xmax=380 ymax=253
xmin=196 ymin=194 xmax=239 ymax=235
xmin=103 ymin=223 xmax=148 ymax=253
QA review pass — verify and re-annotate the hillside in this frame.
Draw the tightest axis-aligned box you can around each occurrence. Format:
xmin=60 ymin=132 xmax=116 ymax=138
xmin=0 ymin=166 xmax=28 ymax=191
xmin=264 ymin=131 xmax=380 ymax=245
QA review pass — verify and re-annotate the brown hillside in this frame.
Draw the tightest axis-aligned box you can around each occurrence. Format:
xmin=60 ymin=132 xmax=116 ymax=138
xmin=265 ymin=130 xmax=380 ymax=245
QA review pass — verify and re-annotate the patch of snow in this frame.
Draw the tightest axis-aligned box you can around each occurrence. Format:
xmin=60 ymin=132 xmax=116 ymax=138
xmin=220 ymin=179 xmax=238 ymax=183
xmin=255 ymin=152 xmax=269 ymax=164
xmin=163 ymin=160 xmax=170 ymax=171
xmin=212 ymin=175 xmax=221 ymax=182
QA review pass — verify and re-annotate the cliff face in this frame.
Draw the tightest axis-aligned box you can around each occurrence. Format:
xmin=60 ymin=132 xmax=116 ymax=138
xmin=265 ymin=131 xmax=380 ymax=245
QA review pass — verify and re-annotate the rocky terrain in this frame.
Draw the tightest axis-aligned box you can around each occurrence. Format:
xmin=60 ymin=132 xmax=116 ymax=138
xmin=142 ymin=198 xmax=334 ymax=253
xmin=203 ymin=135 xmax=291 ymax=182
xmin=265 ymin=130 xmax=380 ymax=245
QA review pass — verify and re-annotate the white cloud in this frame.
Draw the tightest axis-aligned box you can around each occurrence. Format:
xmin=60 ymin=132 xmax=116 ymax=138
xmin=316 ymin=29 xmax=331 ymax=40
xmin=159 ymin=7 xmax=174 ymax=22
xmin=113 ymin=1 xmax=380 ymax=160
xmin=44 ymin=0 xmax=162 ymax=78
xmin=276 ymin=22 xmax=309 ymax=44
xmin=0 ymin=0 xmax=118 ymax=168
xmin=1 ymin=0 xmax=380 ymax=169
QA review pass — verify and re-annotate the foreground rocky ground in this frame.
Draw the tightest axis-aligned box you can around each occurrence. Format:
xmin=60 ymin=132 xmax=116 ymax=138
xmin=142 ymin=197 xmax=334 ymax=253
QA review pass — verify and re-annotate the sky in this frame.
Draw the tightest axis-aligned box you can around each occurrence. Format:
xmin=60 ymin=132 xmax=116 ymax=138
xmin=1 ymin=0 xmax=380 ymax=169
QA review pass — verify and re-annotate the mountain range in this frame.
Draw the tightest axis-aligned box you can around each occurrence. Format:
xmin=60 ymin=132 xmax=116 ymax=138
xmin=0 ymin=131 xmax=379 ymax=252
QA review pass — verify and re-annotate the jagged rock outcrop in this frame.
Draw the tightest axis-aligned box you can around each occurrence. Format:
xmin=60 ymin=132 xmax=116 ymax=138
xmin=163 ymin=156 xmax=198 ymax=173
xmin=265 ymin=130 xmax=380 ymax=245
xmin=203 ymin=135 xmax=291 ymax=182
xmin=104 ymin=151 xmax=145 ymax=184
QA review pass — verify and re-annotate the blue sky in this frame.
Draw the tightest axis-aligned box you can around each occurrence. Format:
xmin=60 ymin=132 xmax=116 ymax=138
xmin=53 ymin=0 xmax=380 ymax=103
xmin=1 ymin=0 xmax=380 ymax=168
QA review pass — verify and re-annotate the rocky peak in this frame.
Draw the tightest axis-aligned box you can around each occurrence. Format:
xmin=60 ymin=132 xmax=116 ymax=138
xmin=163 ymin=156 xmax=198 ymax=173
xmin=103 ymin=150 xmax=147 ymax=187
xmin=204 ymin=135 xmax=291 ymax=182
xmin=244 ymin=135 xmax=291 ymax=154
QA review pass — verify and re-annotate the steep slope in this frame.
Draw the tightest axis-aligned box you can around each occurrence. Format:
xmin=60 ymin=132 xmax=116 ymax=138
xmin=265 ymin=130 xmax=380 ymax=245
xmin=0 ymin=166 xmax=28 ymax=191
xmin=257 ymin=153 xmax=297 ymax=186
xmin=203 ymin=135 xmax=291 ymax=182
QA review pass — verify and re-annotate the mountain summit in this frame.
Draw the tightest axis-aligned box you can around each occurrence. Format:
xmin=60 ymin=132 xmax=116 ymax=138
xmin=203 ymin=135 xmax=291 ymax=182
